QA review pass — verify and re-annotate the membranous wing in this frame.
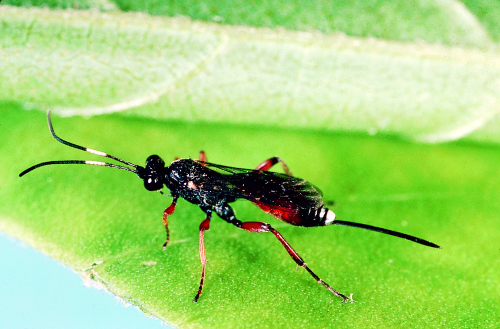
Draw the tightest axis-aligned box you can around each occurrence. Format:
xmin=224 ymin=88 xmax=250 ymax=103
xmin=199 ymin=161 xmax=325 ymax=226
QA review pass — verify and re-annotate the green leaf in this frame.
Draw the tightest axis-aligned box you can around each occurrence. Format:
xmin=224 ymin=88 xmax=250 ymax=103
xmin=112 ymin=0 xmax=496 ymax=46
xmin=1 ymin=4 xmax=500 ymax=328
xmin=2 ymin=104 xmax=500 ymax=327
xmin=1 ymin=6 xmax=500 ymax=144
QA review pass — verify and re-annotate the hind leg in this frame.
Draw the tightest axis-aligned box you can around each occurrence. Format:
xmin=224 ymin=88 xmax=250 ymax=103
xmin=214 ymin=203 xmax=351 ymax=302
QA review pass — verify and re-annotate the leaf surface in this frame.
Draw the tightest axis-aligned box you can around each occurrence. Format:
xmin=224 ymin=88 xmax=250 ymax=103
xmin=1 ymin=3 xmax=500 ymax=328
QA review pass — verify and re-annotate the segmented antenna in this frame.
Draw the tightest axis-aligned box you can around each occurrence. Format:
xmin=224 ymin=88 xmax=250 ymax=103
xmin=19 ymin=111 xmax=141 ymax=177
xmin=333 ymin=220 xmax=441 ymax=248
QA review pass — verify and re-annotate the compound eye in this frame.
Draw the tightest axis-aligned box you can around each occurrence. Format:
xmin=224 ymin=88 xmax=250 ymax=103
xmin=144 ymin=176 xmax=163 ymax=191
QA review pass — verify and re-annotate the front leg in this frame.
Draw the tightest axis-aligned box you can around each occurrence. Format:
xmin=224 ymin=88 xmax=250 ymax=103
xmin=162 ymin=196 xmax=178 ymax=249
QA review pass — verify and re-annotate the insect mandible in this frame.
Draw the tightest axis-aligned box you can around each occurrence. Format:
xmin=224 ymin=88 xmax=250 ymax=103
xmin=20 ymin=111 xmax=440 ymax=302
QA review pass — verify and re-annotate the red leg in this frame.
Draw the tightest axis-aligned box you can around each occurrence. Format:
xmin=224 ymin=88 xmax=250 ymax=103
xmin=255 ymin=157 xmax=292 ymax=175
xmin=199 ymin=151 xmax=207 ymax=162
xmin=162 ymin=197 xmax=178 ymax=250
xmin=240 ymin=221 xmax=352 ymax=302
xmin=193 ymin=213 xmax=212 ymax=302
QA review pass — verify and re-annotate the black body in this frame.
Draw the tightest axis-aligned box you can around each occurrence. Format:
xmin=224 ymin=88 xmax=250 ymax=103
xmin=19 ymin=111 xmax=440 ymax=303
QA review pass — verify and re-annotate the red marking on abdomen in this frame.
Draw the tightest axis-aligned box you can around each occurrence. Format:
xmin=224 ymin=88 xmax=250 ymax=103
xmin=252 ymin=200 xmax=303 ymax=226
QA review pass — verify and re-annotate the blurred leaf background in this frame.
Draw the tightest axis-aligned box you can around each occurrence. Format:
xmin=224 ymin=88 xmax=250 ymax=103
xmin=1 ymin=1 xmax=499 ymax=327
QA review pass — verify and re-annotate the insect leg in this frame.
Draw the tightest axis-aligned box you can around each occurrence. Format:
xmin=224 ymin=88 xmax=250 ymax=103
xmin=162 ymin=196 xmax=178 ymax=250
xmin=193 ymin=209 xmax=212 ymax=302
xmin=241 ymin=221 xmax=351 ymax=302
xmin=199 ymin=151 xmax=207 ymax=162
xmin=255 ymin=157 xmax=292 ymax=175
xmin=213 ymin=203 xmax=351 ymax=302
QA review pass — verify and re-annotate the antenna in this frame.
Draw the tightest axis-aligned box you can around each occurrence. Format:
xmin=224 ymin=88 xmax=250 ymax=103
xmin=19 ymin=111 xmax=141 ymax=177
